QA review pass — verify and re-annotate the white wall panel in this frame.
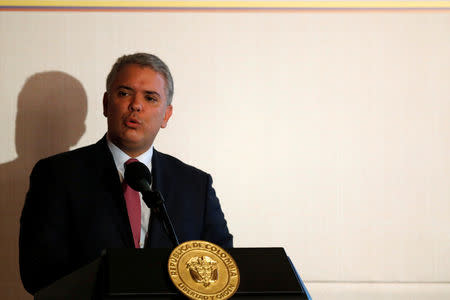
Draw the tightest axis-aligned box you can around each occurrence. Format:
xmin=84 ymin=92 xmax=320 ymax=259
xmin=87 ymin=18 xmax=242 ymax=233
xmin=0 ymin=10 xmax=449 ymax=299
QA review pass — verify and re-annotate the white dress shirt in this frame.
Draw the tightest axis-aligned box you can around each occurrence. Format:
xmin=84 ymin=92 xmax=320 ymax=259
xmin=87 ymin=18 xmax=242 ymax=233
xmin=106 ymin=138 xmax=152 ymax=248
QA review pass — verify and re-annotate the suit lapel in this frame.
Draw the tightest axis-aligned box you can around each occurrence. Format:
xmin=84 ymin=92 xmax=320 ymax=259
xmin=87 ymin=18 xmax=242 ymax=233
xmin=151 ymin=149 xmax=163 ymax=195
xmin=147 ymin=149 xmax=172 ymax=248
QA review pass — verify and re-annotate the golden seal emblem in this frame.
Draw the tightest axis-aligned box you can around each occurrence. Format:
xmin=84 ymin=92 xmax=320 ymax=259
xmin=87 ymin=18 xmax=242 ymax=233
xmin=168 ymin=241 xmax=240 ymax=300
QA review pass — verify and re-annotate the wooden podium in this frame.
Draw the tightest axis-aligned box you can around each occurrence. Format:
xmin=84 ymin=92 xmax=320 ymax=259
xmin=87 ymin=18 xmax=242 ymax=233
xmin=35 ymin=248 xmax=308 ymax=299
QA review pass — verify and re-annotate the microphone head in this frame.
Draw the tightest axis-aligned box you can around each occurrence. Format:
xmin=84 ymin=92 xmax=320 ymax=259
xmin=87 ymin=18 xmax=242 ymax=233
xmin=124 ymin=160 xmax=152 ymax=192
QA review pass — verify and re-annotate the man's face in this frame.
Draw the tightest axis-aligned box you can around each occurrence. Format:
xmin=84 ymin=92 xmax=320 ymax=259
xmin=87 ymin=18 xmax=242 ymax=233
xmin=103 ymin=64 xmax=173 ymax=157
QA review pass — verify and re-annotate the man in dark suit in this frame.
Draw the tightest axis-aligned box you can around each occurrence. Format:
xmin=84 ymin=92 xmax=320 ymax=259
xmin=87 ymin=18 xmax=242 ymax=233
xmin=19 ymin=53 xmax=233 ymax=295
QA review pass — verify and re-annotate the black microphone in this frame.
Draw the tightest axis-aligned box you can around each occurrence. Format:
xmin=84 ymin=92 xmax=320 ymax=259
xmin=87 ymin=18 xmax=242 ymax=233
xmin=124 ymin=161 xmax=152 ymax=192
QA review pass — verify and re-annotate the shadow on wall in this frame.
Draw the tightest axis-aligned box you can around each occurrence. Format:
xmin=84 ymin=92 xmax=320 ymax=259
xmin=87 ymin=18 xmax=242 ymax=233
xmin=0 ymin=72 xmax=87 ymax=299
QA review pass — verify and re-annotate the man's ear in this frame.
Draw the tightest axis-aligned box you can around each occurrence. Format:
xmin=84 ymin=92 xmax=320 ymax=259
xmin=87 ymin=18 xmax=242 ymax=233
xmin=161 ymin=105 xmax=173 ymax=128
xmin=103 ymin=92 xmax=108 ymax=117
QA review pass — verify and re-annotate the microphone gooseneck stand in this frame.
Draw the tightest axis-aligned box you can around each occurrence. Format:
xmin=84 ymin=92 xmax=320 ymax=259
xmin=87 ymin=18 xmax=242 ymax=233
xmin=142 ymin=190 xmax=180 ymax=248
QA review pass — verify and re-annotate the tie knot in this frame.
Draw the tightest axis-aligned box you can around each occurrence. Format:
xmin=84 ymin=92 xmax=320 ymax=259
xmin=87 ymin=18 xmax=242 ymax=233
xmin=125 ymin=158 xmax=139 ymax=166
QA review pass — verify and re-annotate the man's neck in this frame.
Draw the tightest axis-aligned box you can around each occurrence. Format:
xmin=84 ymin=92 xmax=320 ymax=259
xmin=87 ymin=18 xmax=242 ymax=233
xmin=106 ymin=135 xmax=153 ymax=174
xmin=106 ymin=133 xmax=152 ymax=158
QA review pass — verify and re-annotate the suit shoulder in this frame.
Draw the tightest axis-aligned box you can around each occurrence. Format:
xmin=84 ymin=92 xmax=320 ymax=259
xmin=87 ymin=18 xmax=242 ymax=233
xmin=34 ymin=142 xmax=101 ymax=168
xmin=155 ymin=150 xmax=208 ymax=177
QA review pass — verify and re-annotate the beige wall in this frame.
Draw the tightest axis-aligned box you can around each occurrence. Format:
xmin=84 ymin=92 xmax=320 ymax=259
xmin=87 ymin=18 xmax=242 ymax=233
xmin=0 ymin=10 xmax=449 ymax=299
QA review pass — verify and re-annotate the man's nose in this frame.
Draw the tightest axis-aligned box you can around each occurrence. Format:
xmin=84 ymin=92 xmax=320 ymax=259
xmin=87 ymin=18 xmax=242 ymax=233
xmin=129 ymin=96 xmax=143 ymax=112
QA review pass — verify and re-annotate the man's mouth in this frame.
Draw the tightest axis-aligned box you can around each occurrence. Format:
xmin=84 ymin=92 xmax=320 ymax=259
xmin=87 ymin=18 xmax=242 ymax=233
xmin=124 ymin=116 xmax=141 ymax=128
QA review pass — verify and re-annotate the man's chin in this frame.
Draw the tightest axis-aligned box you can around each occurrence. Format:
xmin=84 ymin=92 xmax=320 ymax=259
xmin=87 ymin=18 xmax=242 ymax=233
xmin=120 ymin=139 xmax=152 ymax=156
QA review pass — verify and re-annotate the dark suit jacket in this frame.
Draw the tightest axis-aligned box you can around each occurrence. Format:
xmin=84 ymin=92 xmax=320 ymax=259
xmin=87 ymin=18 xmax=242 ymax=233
xmin=19 ymin=137 xmax=232 ymax=294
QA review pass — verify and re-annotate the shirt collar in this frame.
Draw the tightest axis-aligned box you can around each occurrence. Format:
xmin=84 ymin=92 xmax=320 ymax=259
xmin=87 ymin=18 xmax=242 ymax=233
xmin=106 ymin=137 xmax=153 ymax=178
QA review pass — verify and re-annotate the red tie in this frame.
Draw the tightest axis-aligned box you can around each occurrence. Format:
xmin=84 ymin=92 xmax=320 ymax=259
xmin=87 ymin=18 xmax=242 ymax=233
xmin=123 ymin=158 xmax=141 ymax=248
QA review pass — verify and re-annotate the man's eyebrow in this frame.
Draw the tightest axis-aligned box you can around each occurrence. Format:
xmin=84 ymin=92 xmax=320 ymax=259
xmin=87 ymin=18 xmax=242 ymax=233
xmin=117 ymin=85 xmax=161 ymax=98
xmin=144 ymin=90 xmax=161 ymax=98
xmin=117 ymin=85 xmax=134 ymax=91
